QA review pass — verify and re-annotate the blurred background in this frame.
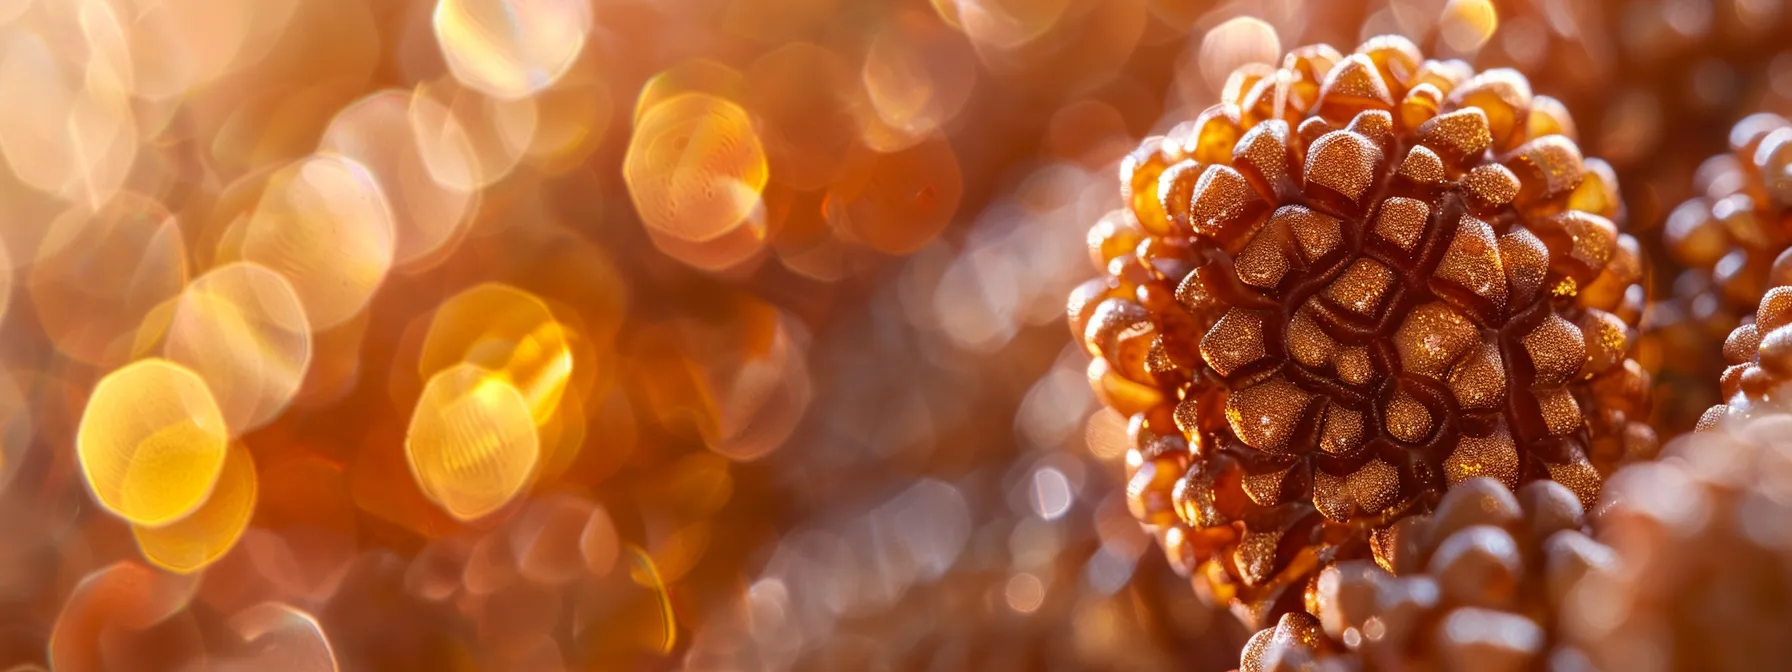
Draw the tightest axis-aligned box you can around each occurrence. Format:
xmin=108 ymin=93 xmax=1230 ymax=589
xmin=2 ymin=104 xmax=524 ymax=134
xmin=0 ymin=0 xmax=1788 ymax=669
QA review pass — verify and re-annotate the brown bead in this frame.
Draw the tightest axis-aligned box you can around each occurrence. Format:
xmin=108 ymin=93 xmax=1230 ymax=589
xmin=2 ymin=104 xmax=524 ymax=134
xmin=1075 ymin=36 xmax=1650 ymax=634
xmin=1517 ymin=480 xmax=1585 ymax=547
xmin=1428 ymin=478 xmax=1522 ymax=547
xmin=1127 ymin=454 xmax=1186 ymax=528
xmin=1447 ymin=68 xmax=1531 ymax=152
xmin=1241 ymin=611 xmax=1332 ymax=672
xmin=1120 ymin=137 xmax=1178 ymax=236
xmin=1427 ymin=526 xmax=1523 ymax=609
xmin=1758 ymin=326 xmax=1792 ymax=379
xmin=1561 ymin=415 xmax=1792 ymax=670
xmin=1434 ymin=608 xmax=1543 ymax=672
xmin=1318 ymin=55 xmax=1394 ymax=123
xmin=1086 ymin=211 xmax=1143 ymax=270
xmin=1656 ymin=114 xmax=1792 ymax=432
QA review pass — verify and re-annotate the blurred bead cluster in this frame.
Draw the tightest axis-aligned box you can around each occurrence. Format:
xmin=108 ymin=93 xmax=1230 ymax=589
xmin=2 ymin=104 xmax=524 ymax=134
xmin=1246 ymin=477 xmax=1609 ymax=670
xmin=3 ymin=0 xmax=1792 ymax=670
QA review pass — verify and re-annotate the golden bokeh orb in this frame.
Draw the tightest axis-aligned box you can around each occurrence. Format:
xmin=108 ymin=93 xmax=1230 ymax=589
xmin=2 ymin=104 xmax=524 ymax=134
xmin=405 ymin=363 xmax=540 ymax=521
xmin=432 ymin=0 xmax=592 ymax=100
xmin=624 ymin=92 xmax=769 ymax=244
xmin=418 ymin=283 xmax=573 ymax=426
xmin=131 ymin=442 xmax=258 ymax=574
xmin=77 ymin=359 xmax=230 ymax=527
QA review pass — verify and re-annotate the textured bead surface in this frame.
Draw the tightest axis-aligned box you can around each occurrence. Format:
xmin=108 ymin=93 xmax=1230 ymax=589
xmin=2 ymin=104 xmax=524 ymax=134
xmin=1075 ymin=35 xmax=1654 ymax=628
xmin=1239 ymin=478 xmax=1604 ymax=671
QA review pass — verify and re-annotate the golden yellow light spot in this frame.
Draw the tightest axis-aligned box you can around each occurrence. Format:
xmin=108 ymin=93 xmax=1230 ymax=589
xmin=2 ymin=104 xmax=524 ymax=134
xmin=164 ymin=262 xmax=311 ymax=434
xmin=405 ymin=363 xmax=539 ymax=521
xmin=237 ymin=155 xmax=395 ymax=331
xmin=1551 ymin=275 xmax=1579 ymax=298
xmin=1439 ymin=0 xmax=1498 ymax=53
xmin=625 ymin=544 xmax=677 ymax=654
xmin=624 ymin=92 xmax=768 ymax=244
xmin=132 ymin=442 xmax=256 ymax=574
xmin=432 ymin=0 xmax=592 ymax=100
xmin=633 ymin=59 xmax=744 ymax=127
xmin=419 ymin=283 xmax=573 ymax=426
xmin=77 ymin=359 xmax=229 ymax=527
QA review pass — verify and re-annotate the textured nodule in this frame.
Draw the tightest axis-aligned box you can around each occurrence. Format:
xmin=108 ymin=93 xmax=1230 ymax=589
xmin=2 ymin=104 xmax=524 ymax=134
xmin=1652 ymin=114 xmax=1792 ymax=431
xmin=1071 ymin=35 xmax=1653 ymax=629
xmin=1701 ymin=285 xmax=1792 ymax=426
xmin=1240 ymin=478 xmax=1609 ymax=671
xmin=1663 ymin=114 xmax=1792 ymax=315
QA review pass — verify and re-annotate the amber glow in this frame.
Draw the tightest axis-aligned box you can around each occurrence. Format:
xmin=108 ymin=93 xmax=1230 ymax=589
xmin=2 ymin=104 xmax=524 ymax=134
xmin=5 ymin=0 xmax=1791 ymax=669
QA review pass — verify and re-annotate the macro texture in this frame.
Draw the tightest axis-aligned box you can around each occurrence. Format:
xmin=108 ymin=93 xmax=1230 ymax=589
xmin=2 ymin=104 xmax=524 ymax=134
xmin=1665 ymin=113 xmax=1792 ymax=318
xmin=1651 ymin=115 xmax=1792 ymax=429
xmin=1239 ymin=477 xmax=1611 ymax=671
xmin=1071 ymin=34 xmax=1656 ymax=626
xmin=1703 ymin=285 xmax=1792 ymax=425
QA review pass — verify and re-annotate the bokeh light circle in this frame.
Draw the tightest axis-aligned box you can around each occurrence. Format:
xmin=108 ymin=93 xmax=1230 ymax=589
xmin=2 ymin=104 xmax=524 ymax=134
xmin=76 ymin=359 xmax=230 ymax=527
xmin=1440 ymin=0 xmax=1499 ymax=53
xmin=828 ymin=133 xmax=963 ymax=255
xmin=409 ymin=77 xmax=539 ymax=192
xmin=624 ymin=92 xmax=769 ymax=244
xmin=225 ymin=602 xmax=340 ymax=671
xmin=745 ymin=43 xmax=858 ymax=190
xmin=321 ymin=90 xmax=476 ymax=269
xmin=418 ymin=283 xmax=573 ymax=426
xmin=1197 ymin=16 xmax=1281 ymax=95
xmin=633 ymin=58 xmax=745 ymax=128
xmin=163 ymin=262 xmax=313 ymax=435
xmin=239 ymin=154 xmax=396 ymax=330
xmin=432 ymin=0 xmax=592 ymax=100
xmin=0 ymin=30 xmax=138 ymax=204
xmin=405 ymin=362 xmax=540 ymax=521
xmin=858 ymin=12 xmax=978 ymax=153
xmin=131 ymin=442 xmax=257 ymax=574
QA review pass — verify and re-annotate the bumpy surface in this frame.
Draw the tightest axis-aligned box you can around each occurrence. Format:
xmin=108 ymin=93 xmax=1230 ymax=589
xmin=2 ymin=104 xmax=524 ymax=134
xmin=1070 ymin=35 xmax=1655 ymax=626
xmin=1560 ymin=408 xmax=1792 ymax=671
xmin=1238 ymin=478 xmax=1612 ymax=672
xmin=1702 ymin=285 xmax=1792 ymax=426
xmin=1649 ymin=114 xmax=1792 ymax=430
xmin=1665 ymin=113 xmax=1792 ymax=318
